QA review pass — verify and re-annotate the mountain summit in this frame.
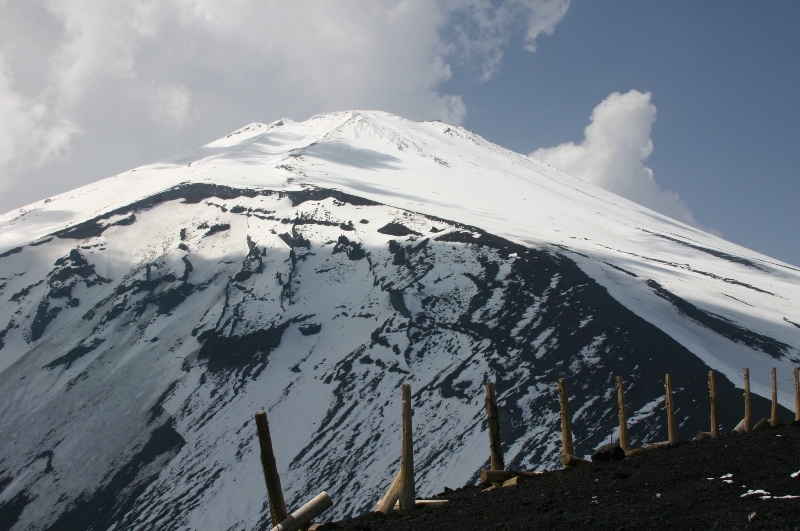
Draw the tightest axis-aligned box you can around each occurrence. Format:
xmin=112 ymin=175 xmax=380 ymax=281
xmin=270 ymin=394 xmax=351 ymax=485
xmin=1 ymin=111 xmax=798 ymax=529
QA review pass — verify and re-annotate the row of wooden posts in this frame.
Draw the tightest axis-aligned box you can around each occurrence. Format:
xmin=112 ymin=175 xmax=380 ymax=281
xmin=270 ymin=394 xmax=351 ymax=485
xmin=558 ymin=367 xmax=800 ymax=465
xmin=253 ymin=367 xmax=800 ymax=528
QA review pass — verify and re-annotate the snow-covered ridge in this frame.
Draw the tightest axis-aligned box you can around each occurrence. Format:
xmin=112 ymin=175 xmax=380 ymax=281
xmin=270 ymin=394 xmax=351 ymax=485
xmin=2 ymin=110 xmax=797 ymax=380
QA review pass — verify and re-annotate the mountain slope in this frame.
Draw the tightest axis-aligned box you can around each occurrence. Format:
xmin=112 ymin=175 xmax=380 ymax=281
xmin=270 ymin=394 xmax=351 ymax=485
xmin=0 ymin=111 xmax=798 ymax=530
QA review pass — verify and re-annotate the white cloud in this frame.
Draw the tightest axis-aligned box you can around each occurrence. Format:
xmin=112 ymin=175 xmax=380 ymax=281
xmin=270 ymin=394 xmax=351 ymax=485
xmin=520 ymin=0 xmax=571 ymax=53
xmin=0 ymin=51 xmax=81 ymax=178
xmin=444 ymin=0 xmax=570 ymax=80
xmin=0 ymin=0 xmax=569 ymax=212
xmin=148 ymin=83 xmax=195 ymax=128
xmin=530 ymin=90 xmax=700 ymax=226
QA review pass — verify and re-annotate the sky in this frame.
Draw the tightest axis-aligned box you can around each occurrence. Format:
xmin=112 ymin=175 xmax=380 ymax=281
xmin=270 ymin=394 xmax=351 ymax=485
xmin=0 ymin=0 xmax=797 ymax=265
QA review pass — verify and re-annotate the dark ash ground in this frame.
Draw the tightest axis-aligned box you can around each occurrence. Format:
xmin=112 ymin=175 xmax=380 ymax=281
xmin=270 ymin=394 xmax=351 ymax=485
xmin=328 ymin=425 xmax=800 ymax=530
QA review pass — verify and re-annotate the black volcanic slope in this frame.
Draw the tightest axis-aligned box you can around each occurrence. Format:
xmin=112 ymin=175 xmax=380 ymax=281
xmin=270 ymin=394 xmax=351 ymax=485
xmin=331 ymin=425 xmax=800 ymax=530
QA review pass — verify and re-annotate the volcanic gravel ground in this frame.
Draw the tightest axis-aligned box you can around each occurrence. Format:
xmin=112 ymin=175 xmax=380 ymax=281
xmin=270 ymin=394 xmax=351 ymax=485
xmin=329 ymin=424 xmax=800 ymax=530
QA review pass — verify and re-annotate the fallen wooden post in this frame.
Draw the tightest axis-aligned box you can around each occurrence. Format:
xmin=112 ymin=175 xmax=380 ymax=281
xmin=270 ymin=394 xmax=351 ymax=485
xmin=557 ymin=378 xmax=576 ymax=466
xmin=642 ymin=441 xmax=672 ymax=451
xmin=616 ymin=376 xmax=630 ymax=452
xmin=625 ymin=440 xmax=672 ymax=457
xmin=753 ymin=418 xmax=771 ymax=431
xmin=480 ymin=469 xmax=517 ymax=484
xmin=270 ymin=491 xmax=333 ymax=531
xmin=255 ymin=410 xmax=289 ymax=528
xmin=479 ymin=469 xmax=543 ymax=484
xmin=390 ymin=499 xmax=449 ymax=511
xmin=375 ymin=469 xmax=401 ymax=514
xmin=709 ymin=370 xmax=719 ymax=438
xmin=502 ymin=476 xmax=526 ymax=488
xmin=485 ymin=382 xmax=504 ymax=487
xmin=794 ymin=367 xmax=800 ymax=422
xmin=399 ymin=384 xmax=416 ymax=512
xmin=559 ymin=453 xmax=587 ymax=467
xmin=771 ymin=367 xmax=779 ymax=427
xmin=665 ymin=374 xmax=677 ymax=446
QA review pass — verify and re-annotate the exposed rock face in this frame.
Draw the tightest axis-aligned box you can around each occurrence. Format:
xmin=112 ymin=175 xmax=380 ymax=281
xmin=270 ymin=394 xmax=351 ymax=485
xmin=0 ymin=184 xmax=789 ymax=529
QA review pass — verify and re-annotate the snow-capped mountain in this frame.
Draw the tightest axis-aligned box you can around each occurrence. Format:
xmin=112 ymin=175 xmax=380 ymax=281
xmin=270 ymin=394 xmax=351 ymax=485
xmin=0 ymin=110 xmax=798 ymax=530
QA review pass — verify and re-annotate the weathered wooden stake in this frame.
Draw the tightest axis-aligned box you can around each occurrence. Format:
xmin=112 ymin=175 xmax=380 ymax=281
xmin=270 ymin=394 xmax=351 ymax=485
xmin=479 ymin=469 xmax=543 ymax=484
xmin=255 ymin=410 xmax=288 ymax=527
xmin=559 ymin=453 xmax=587 ymax=467
xmin=557 ymin=378 xmax=575 ymax=460
xmin=390 ymin=499 xmax=449 ymax=511
xmin=485 ymin=382 xmax=504 ymax=486
xmin=480 ymin=470 xmax=517 ymax=484
xmin=501 ymin=476 xmax=526 ymax=488
xmin=625 ymin=440 xmax=673 ymax=456
xmin=744 ymin=368 xmax=752 ymax=432
xmin=270 ymin=491 xmax=333 ymax=531
xmin=399 ymin=384 xmax=416 ymax=512
xmin=753 ymin=418 xmax=771 ymax=431
xmin=376 ymin=469 xmax=402 ymax=514
xmin=665 ymin=374 xmax=677 ymax=446
xmin=708 ymin=370 xmax=719 ymax=438
xmin=615 ymin=376 xmax=630 ymax=452
xmin=794 ymin=367 xmax=800 ymax=422
xmin=771 ymin=367 xmax=779 ymax=427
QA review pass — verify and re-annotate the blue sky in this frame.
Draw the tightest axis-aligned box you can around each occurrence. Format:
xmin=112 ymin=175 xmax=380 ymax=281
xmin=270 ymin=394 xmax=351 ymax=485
xmin=450 ymin=1 xmax=799 ymax=265
xmin=0 ymin=0 xmax=797 ymax=265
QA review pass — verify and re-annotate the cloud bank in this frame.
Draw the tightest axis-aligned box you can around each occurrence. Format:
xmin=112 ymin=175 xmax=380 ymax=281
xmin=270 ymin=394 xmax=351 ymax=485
xmin=0 ymin=0 xmax=570 ymax=213
xmin=530 ymin=90 xmax=699 ymax=226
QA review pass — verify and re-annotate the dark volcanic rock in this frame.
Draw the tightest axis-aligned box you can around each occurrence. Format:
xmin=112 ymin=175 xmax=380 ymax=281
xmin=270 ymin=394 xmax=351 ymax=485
xmin=377 ymin=223 xmax=421 ymax=237
xmin=299 ymin=323 xmax=322 ymax=335
xmin=591 ymin=442 xmax=625 ymax=462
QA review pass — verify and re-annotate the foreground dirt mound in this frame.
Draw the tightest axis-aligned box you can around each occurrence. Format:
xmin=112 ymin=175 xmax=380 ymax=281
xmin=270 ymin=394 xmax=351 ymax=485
xmin=330 ymin=425 xmax=800 ymax=530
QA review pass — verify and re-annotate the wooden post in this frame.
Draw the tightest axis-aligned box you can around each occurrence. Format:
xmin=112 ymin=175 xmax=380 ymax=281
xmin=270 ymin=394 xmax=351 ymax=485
xmin=665 ymin=374 xmax=677 ymax=446
xmin=559 ymin=453 xmax=587 ymax=466
xmin=399 ymin=384 xmax=415 ymax=512
xmin=753 ymin=418 xmax=771 ymax=431
xmin=479 ymin=469 xmax=543 ymax=483
xmin=376 ymin=469 xmax=402 ymax=514
xmin=501 ymin=476 xmax=525 ymax=488
xmin=708 ymin=370 xmax=719 ymax=438
xmin=771 ymin=367 xmax=779 ymax=427
xmin=485 ymin=382 xmax=505 ymax=484
xmin=390 ymin=499 xmax=449 ymax=511
xmin=255 ymin=410 xmax=288 ymax=527
xmin=480 ymin=469 xmax=517 ymax=484
xmin=615 ymin=376 xmax=630 ymax=452
xmin=744 ymin=368 xmax=752 ymax=432
xmin=270 ymin=491 xmax=333 ymax=531
xmin=557 ymin=378 xmax=575 ymax=458
xmin=794 ymin=367 xmax=800 ymax=422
